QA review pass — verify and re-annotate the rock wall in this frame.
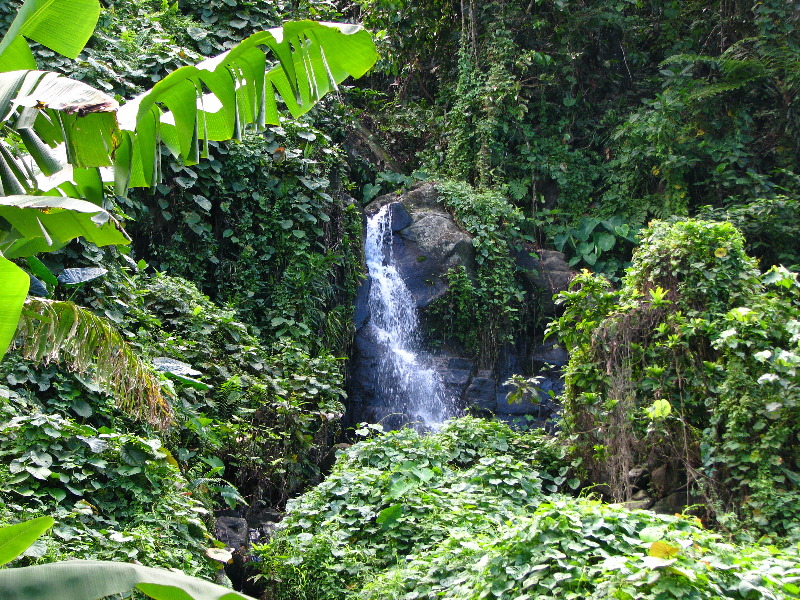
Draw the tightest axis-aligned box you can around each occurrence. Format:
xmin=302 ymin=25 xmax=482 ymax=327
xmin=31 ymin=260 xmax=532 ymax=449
xmin=346 ymin=182 xmax=574 ymax=429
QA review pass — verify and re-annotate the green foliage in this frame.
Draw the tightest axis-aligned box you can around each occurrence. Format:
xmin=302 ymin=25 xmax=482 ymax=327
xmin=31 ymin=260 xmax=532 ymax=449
xmin=0 ymin=392 xmax=213 ymax=575
xmin=2 ymin=261 xmax=348 ymax=569
xmin=123 ymin=124 xmax=362 ymax=355
xmin=625 ymin=220 xmax=760 ymax=314
xmin=0 ymin=518 xmax=257 ymax=600
xmin=424 ymin=181 xmax=530 ymax=367
xmin=603 ymin=15 xmax=800 ymax=222
xmin=256 ymin=417 xmax=800 ymax=600
xmin=704 ymin=267 xmax=800 ymax=535
xmin=551 ymin=215 xmax=639 ymax=275
xmin=0 ymin=0 xmax=100 ymax=70
xmin=16 ymin=297 xmax=171 ymax=428
xmin=113 ymin=270 xmax=348 ymax=506
xmin=0 ymin=559 xmax=257 ymax=600
xmin=362 ymin=498 xmax=800 ymax=600
xmin=550 ymin=219 xmax=800 ymax=538
xmin=698 ymin=196 xmax=800 ymax=270
xmin=0 ymin=516 xmax=53 ymax=565
xmin=0 ymin=257 xmax=28 ymax=359
xmin=255 ymin=417 xmax=570 ymax=600
xmin=347 ymin=0 xmax=799 ymax=273
xmin=0 ymin=197 xmax=128 ymax=259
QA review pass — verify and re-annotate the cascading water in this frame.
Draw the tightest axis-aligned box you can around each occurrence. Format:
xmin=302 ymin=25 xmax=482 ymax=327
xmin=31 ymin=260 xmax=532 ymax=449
xmin=364 ymin=204 xmax=456 ymax=428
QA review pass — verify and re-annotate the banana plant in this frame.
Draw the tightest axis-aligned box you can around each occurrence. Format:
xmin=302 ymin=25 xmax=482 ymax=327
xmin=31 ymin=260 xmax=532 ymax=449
xmin=0 ymin=517 xmax=258 ymax=600
xmin=0 ymin=0 xmax=377 ymax=414
xmin=0 ymin=20 xmax=377 ymax=197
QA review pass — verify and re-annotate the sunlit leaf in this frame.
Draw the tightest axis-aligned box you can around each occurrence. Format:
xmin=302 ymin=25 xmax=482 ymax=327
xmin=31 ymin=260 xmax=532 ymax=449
xmin=649 ymin=540 xmax=680 ymax=559
xmin=0 ymin=516 xmax=53 ymax=566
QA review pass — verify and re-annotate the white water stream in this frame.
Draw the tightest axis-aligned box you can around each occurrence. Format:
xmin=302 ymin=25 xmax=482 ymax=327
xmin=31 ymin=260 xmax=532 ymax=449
xmin=365 ymin=205 xmax=456 ymax=428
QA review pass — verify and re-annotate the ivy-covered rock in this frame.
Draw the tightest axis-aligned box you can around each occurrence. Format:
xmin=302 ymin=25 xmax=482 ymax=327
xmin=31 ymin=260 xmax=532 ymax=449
xmin=550 ymin=219 xmax=800 ymax=539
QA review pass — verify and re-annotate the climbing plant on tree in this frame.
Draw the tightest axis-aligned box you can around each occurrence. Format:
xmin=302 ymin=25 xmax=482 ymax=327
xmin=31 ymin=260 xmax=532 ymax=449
xmin=550 ymin=219 xmax=800 ymax=538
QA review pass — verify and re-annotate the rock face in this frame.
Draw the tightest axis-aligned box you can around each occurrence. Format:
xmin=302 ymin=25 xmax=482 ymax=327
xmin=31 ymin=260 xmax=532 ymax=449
xmin=347 ymin=182 xmax=573 ymax=429
xmin=517 ymin=248 xmax=574 ymax=315
xmin=366 ymin=184 xmax=476 ymax=307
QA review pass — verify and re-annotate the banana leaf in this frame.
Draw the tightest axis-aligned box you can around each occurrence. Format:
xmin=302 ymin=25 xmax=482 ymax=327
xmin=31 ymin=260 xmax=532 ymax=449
xmin=0 ymin=560 xmax=257 ymax=600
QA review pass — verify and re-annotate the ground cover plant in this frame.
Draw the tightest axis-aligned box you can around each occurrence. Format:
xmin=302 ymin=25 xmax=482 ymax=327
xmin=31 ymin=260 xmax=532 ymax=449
xmin=257 ymin=416 xmax=800 ymax=600
xmin=0 ymin=0 xmax=376 ymax=582
xmin=1 ymin=260 xmax=350 ymax=569
xmin=1 ymin=0 xmax=799 ymax=596
xmin=256 ymin=417 xmax=571 ymax=599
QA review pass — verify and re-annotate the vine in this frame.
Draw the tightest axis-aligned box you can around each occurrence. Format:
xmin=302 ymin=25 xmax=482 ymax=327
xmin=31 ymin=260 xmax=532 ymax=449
xmin=549 ymin=219 xmax=800 ymax=539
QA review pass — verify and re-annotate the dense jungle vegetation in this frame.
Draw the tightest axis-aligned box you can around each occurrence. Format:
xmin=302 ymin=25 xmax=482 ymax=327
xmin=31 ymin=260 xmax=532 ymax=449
xmin=0 ymin=0 xmax=799 ymax=598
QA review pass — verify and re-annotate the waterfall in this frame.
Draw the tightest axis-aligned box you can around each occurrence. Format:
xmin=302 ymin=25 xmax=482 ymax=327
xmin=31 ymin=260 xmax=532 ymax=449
xmin=364 ymin=204 xmax=456 ymax=428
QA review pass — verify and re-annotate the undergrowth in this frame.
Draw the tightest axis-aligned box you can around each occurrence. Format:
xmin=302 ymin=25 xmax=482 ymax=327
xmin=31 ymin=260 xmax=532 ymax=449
xmin=256 ymin=416 xmax=800 ymax=600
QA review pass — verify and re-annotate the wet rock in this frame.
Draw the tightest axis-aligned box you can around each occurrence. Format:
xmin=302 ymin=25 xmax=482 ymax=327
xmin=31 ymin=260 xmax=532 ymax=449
xmin=628 ymin=466 xmax=650 ymax=490
xmin=652 ymin=490 xmax=692 ymax=515
xmin=621 ymin=499 xmax=654 ymax=510
xmin=394 ymin=211 xmax=475 ymax=306
xmin=365 ymin=182 xmax=442 ymax=215
xmin=531 ymin=342 xmax=569 ymax=367
xmin=465 ymin=370 xmax=496 ymax=412
xmin=434 ymin=356 xmax=474 ymax=401
xmin=215 ymin=517 xmax=249 ymax=550
xmin=517 ymin=249 xmax=574 ymax=315
xmin=385 ymin=201 xmax=412 ymax=231
xmin=365 ymin=185 xmax=477 ymax=307
xmin=650 ymin=461 xmax=683 ymax=497
xmin=353 ymin=278 xmax=371 ymax=330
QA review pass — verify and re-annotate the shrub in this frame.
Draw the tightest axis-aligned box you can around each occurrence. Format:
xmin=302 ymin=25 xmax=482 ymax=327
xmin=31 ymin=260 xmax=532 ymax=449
xmin=549 ymin=219 xmax=800 ymax=538
xmin=255 ymin=417 xmax=570 ymax=600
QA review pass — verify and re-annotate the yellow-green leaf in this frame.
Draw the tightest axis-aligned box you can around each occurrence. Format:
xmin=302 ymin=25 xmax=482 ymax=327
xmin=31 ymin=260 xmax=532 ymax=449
xmin=0 ymin=257 xmax=29 ymax=360
xmin=649 ymin=540 xmax=681 ymax=559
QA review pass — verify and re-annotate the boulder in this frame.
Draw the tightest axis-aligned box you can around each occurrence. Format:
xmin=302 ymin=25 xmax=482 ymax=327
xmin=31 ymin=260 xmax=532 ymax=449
xmin=517 ymin=249 xmax=574 ymax=315
xmin=465 ymin=370 xmax=497 ymax=412
xmin=650 ymin=461 xmax=683 ymax=498
xmin=395 ymin=211 xmax=476 ymax=306
xmin=364 ymin=181 xmax=443 ymax=216
xmin=215 ymin=516 xmax=249 ymax=550
xmin=652 ymin=490 xmax=692 ymax=515
xmin=434 ymin=356 xmax=474 ymax=401
xmin=364 ymin=183 xmax=477 ymax=307
xmin=531 ymin=342 xmax=570 ymax=367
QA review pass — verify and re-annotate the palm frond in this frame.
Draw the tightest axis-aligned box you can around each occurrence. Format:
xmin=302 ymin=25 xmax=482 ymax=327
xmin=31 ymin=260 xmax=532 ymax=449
xmin=15 ymin=297 xmax=173 ymax=429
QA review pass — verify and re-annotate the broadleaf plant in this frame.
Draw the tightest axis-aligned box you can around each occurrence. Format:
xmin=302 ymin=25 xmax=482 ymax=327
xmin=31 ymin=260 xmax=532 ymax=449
xmin=0 ymin=0 xmax=377 ymax=419
xmin=0 ymin=516 xmax=53 ymax=566
xmin=0 ymin=519 xmax=257 ymax=600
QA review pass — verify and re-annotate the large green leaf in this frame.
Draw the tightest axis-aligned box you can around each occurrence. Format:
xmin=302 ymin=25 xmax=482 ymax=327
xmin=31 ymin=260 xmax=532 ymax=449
xmin=0 ymin=195 xmax=129 ymax=258
xmin=0 ymin=516 xmax=54 ymax=565
xmin=115 ymin=20 xmax=377 ymax=192
xmin=0 ymin=22 xmax=375 ymax=198
xmin=0 ymin=256 xmax=29 ymax=360
xmin=0 ymin=70 xmax=119 ymax=199
xmin=0 ymin=0 xmax=101 ymax=71
xmin=0 ymin=560 xmax=257 ymax=600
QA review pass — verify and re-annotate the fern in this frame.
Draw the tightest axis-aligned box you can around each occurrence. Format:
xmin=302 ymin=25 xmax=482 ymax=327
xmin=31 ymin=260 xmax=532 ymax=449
xmin=14 ymin=298 xmax=173 ymax=429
